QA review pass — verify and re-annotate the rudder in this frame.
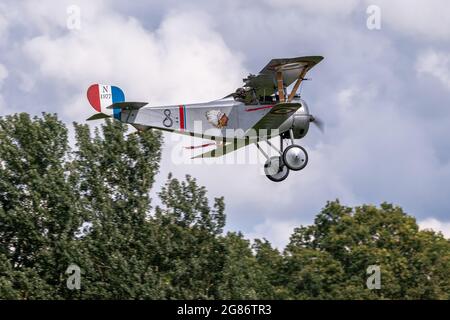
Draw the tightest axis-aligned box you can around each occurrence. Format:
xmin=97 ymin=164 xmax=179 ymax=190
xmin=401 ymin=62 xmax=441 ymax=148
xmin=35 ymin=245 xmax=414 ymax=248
xmin=87 ymin=84 xmax=125 ymax=119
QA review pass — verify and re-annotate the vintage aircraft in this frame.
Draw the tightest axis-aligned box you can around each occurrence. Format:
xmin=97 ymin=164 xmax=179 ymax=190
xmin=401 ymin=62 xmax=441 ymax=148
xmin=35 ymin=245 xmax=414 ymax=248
xmin=86 ymin=56 xmax=324 ymax=182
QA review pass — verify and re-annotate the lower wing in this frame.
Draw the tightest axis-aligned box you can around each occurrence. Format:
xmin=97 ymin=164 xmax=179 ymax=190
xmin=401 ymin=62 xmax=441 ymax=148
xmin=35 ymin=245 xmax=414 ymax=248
xmin=192 ymin=138 xmax=254 ymax=159
xmin=249 ymin=102 xmax=302 ymax=133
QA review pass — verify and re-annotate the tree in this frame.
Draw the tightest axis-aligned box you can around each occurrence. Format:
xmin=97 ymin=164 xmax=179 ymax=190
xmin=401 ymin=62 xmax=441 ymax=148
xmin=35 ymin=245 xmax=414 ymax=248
xmin=217 ymin=232 xmax=262 ymax=299
xmin=0 ymin=113 xmax=81 ymax=298
xmin=0 ymin=113 xmax=449 ymax=300
xmin=284 ymin=201 xmax=450 ymax=299
xmin=252 ymin=239 xmax=285 ymax=299
xmin=70 ymin=119 xmax=163 ymax=299
xmin=152 ymin=174 xmax=226 ymax=299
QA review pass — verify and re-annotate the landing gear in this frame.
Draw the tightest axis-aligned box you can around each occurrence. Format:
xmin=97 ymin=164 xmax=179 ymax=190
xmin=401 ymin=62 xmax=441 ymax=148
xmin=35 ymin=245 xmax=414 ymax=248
xmin=257 ymin=142 xmax=289 ymax=183
xmin=264 ymin=156 xmax=290 ymax=182
xmin=256 ymin=128 xmax=309 ymax=182
xmin=282 ymin=128 xmax=308 ymax=171
xmin=282 ymin=145 xmax=308 ymax=171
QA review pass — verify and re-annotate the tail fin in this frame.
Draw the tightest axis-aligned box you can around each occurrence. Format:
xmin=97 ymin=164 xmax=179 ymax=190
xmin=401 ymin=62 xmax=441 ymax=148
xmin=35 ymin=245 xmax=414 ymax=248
xmin=86 ymin=84 xmax=149 ymax=121
xmin=86 ymin=84 xmax=125 ymax=120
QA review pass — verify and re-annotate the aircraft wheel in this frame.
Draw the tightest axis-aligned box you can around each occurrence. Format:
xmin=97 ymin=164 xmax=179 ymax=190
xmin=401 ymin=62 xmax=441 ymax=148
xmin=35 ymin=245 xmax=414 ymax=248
xmin=264 ymin=156 xmax=290 ymax=182
xmin=282 ymin=145 xmax=308 ymax=171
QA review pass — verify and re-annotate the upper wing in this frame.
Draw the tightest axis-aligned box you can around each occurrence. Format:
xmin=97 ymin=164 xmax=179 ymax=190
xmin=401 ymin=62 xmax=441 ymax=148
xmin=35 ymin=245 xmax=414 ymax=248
xmin=249 ymin=102 xmax=302 ymax=132
xmin=241 ymin=56 xmax=324 ymax=98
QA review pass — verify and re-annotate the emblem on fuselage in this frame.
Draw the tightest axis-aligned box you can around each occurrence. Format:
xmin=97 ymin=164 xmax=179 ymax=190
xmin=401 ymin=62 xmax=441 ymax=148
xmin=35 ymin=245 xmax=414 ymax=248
xmin=205 ymin=109 xmax=229 ymax=129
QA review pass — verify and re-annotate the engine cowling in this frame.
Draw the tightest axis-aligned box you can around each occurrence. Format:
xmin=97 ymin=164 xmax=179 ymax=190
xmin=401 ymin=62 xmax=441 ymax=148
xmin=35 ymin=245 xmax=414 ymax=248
xmin=279 ymin=99 xmax=310 ymax=139
xmin=291 ymin=111 xmax=310 ymax=139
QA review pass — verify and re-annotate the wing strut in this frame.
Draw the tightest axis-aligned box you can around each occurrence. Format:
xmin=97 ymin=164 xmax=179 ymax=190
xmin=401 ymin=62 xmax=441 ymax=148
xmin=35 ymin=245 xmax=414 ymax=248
xmin=287 ymin=68 xmax=309 ymax=102
xmin=276 ymin=71 xmax=285 ymax=102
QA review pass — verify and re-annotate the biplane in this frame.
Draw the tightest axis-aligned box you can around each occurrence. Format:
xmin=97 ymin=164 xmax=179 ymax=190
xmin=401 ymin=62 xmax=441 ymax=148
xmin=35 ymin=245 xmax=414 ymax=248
xmin=86 ymin=56 xmax=324 ymax=182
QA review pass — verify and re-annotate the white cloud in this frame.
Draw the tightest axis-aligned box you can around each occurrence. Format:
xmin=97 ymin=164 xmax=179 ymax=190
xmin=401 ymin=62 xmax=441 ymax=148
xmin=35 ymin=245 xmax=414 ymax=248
xmin=419 ymin=218 xmax=450 ymax=238
xmin=0 ymin=2 xmax=12 ymax=45
xmin=416 ymin=50 xmax=450 ymax=90
xmin=0 ymin=63 xmax=8 ymax=112
xmin=0 ymin=13 xmax=8 ymax=42
xmin=265 ymin=0 xmax=360 ymax=16
xmin=370 ymin=0 xmax=450 ymax=40
xmin=247 ymin=218 xmax=304 ymax=249
xmin=0 ymin=63 xmax=8 ymax=87
xmin=21 ymin=2 xmax=246 ymax=121
xmin=1 ymin=0 xmax=450 ymax=247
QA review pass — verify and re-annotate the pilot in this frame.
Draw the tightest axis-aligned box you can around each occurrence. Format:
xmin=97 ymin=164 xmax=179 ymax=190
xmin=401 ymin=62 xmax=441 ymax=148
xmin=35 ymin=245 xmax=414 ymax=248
xmin=235 ymin=88 xmax=247 ymax=102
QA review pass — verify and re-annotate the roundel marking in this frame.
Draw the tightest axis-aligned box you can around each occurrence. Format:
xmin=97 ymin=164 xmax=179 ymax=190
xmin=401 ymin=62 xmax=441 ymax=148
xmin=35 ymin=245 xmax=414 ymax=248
xmin=272 ymin=105 xmax=298 ymax=115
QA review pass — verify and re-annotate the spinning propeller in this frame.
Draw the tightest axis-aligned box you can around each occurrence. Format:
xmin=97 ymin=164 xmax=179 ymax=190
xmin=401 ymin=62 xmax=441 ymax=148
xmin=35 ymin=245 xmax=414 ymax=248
xmin=310 ymin=115 xmax=325 ymax=133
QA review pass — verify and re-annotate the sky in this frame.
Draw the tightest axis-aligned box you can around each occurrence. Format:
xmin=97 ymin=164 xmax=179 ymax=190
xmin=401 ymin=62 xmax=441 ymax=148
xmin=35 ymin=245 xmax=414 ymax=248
xmin=0 ymin=0 xmax=449 ymax=247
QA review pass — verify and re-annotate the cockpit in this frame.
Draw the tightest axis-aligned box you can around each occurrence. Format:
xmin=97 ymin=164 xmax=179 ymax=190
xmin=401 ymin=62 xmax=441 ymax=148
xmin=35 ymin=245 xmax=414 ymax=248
xmin=233 ymin=87 xmax=301 ymax=105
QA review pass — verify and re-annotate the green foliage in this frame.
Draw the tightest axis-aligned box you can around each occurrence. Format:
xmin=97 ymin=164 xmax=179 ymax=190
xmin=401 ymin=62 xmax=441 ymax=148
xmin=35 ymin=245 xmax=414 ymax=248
xmin=0 ymin=113 xmax=82 ymax=298
xmin=71 ymin=119 xmax=163 ymax=299
xmin=217 ymin=232 xmax=261 ymax=299
xmin=0 ymin=113 xmax=449 ymax=300
xmin=151 ymin=175 xmax=226 ymax=299
xmin=285 ymin=201 xmax=450 ymax=299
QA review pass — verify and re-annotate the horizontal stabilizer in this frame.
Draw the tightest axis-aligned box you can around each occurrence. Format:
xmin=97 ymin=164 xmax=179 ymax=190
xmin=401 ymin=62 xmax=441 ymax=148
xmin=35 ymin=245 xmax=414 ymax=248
xmin=86 ymin=113 xmax=111 ymax=121
xmin=106 ymin=102 xmax=148 ymax=110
